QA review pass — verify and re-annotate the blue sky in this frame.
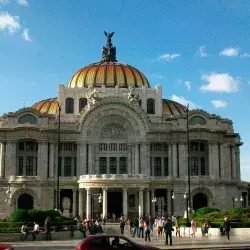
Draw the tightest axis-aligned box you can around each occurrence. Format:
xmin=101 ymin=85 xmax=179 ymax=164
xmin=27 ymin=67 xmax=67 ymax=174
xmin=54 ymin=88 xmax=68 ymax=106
xmin=0 ymin=0 xmax=250 ymax=180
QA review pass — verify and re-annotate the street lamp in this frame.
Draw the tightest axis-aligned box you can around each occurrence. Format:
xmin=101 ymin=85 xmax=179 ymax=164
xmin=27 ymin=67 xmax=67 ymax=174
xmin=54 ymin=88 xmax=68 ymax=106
xmin=56 ymin=103 xmax=62 ymax=211
xmin=184 ymin=192 xmax=189 ymax=226
xmin=171 ymin=189 xmax=175 ymax=216
xmin=240 ymin=196 xmax=244 ymax=208
xmin=88 ymin=193 xmax=103 ymax=219
xmin=186 ymin=104 xmax=191 ymax=226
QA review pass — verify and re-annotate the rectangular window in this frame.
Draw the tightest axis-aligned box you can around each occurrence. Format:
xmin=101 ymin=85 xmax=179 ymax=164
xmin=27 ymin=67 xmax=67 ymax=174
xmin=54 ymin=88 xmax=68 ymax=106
xmin=109 ymin=143 xmax=117 ymax=151
xmin=99 ymin=143 xmax=107 ymax=151
xmin=119 ymin=157 xmax=127 ymax=174
xmin=26 ymin=141 xmax=34 ymax=151
xmin=200 ymin=157 xmax=206 ymax=175
xmin=18 ymin=156 xmax=24 ymax=175
xmin=26 ymin=156 xmax=33 ymax=176
xmin=191 ymin=157 xmax=199 ymax=176
xmin=19 ymin=142 xmax=24 ymax=151
xmin=64 ymin=157 xmax=72 ymax=176
xmin=73 ymin=157 xmax=77 ymax=176
xmin=100 ymin=157 xmax=107 ymax=174
xmin=190 ymin=142 xmax=198 ymax=152
xmin=164 ymin=157 xmax=169 ymax=176
xmin=58 ymin=157 xmax=62 ymax=176
xmin=200 ymin=143 xmax=205 ymax=152
xmin=119 ymin=144 xmax=127 ymax=151
xmin=109 ymin=157 xmax=117 ymax=174
xmin=163 ymin=144 xmax=168 ymax=151
xmin=154 ymin=157 xmax=161 ymax=176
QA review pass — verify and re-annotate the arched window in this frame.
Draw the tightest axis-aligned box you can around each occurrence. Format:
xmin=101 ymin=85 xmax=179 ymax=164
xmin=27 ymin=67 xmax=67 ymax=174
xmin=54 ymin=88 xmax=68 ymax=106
xmin=65 ymin=98 xmax=74 ymax=114
xmin=189 ymin=116 xmax=206 ymax=125
xmin=147 ymin=98 xmax=155 ymax=114
xmin=79 ymin=98 xmax=87 ymax=112
xmin=18 ymin=114 xmax=37 ymax=124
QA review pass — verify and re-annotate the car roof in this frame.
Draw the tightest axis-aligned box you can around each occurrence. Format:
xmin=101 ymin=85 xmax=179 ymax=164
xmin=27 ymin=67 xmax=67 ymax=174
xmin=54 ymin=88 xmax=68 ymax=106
xmin=87 ymin=234 xmax=127 ymax=238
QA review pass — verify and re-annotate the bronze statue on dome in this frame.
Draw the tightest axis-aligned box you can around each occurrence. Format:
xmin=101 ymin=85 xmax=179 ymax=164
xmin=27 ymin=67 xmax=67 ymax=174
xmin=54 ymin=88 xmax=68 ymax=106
xmin=102 ymin=31 xmax=117 ymax=62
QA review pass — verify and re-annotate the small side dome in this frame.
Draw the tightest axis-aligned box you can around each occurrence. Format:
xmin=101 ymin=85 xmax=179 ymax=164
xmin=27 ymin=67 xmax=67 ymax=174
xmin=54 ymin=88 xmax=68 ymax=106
xmin=162 ymin=99 xmax=186 ymax=116
xmin=32 ymin=98 xmax=58 ymax=115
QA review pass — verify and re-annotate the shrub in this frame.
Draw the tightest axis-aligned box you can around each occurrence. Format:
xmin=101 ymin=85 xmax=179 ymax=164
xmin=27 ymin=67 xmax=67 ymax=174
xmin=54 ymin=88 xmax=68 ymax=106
xmin=229 ymin=207 xmax=244 ymax=215
xmin=10 ymin=209 xmax=29 ymax=222
xmin=196 ymin=207 xmax=220 ymax=216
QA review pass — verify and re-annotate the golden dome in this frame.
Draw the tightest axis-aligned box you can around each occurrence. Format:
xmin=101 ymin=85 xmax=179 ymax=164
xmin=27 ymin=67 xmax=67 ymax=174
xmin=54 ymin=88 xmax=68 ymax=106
xmin=68 ymin=61 xmax=150 ymax=88
xmin=162 ymin=99 xmax=186 ymax=116
xmin=32 ymin=98 xmax=58 ymax=115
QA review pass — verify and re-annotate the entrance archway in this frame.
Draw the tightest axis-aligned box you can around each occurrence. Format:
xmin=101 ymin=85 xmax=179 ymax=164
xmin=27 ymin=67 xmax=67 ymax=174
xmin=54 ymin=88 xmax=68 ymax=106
xmin=193 ymin=193 xmax=207 ymax=211
xmin=18 ymin=193 xmax=34 ymax=210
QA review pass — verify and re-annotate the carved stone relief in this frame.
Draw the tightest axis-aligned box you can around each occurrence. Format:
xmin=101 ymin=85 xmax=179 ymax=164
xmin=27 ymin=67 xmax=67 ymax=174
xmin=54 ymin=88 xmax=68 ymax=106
xmin=101 ymin=123 xmax=126 ymax=139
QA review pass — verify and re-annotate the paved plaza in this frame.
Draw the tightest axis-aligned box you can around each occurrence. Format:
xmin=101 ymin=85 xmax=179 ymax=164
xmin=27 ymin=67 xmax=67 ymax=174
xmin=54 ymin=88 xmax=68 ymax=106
xmin=7 ymin=232 xmax=250 ymax=250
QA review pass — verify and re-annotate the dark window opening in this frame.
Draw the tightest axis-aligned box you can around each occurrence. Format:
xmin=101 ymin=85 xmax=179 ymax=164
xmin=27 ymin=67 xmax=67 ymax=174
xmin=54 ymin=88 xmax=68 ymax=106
xmin=147 ymin=98 xmax=155 ymax=114
xmin=65 ymin=98 xmax=74 ymax=114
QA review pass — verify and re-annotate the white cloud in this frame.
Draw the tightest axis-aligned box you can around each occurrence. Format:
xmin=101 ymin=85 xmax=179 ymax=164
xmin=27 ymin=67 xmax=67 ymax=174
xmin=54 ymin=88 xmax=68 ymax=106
xmin=197 ymin=45 xmax=208 ymax=57
xmin=200 ymin=73 xmax=239 ymax=93
xmin=171 ymin=94 xmax=197 ymax=110
xmin=22 ymin=28 xmax=31 ymax=41
xmin=184 ymin=81 xmax=191 ymax=91
xmin=0 ymin=12 xmax=20 ymax=34
xmin=16 ymin=0 xmax=28 ymax=6
xmin=150 ymin=73 xmax=166 ymax=80
xmin=241 ymin=52 xmax=250 ymax=58
xmin=220 ymin=47 xmax=239 ymax=57
xmin=158 ymin=53 xmax=180 ymax=61
xmin=211 ymin=100 xmax=228 ymax=108
xmin=0 ymin=0 xmax=9 ymax=6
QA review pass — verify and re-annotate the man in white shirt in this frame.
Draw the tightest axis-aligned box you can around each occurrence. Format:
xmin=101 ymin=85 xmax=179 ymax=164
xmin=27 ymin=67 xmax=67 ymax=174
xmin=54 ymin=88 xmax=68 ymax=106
xmin=32 ymin=222 xmax=39 ymax=240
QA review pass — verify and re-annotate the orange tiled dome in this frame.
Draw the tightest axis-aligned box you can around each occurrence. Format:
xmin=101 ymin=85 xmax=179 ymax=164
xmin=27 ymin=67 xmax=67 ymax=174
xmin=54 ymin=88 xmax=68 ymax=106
xmin=68 ymin=61 xmax=150 ymax=89
xmin=32 ymin=98 xmax=58 ymax=115
xmin=162 ymin=99 xmax=186 ymax=116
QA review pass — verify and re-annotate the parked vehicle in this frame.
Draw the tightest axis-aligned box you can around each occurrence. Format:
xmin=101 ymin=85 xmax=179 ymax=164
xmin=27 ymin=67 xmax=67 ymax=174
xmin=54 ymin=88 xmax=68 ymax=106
xmin=0 ymin=243 xmax=14 ymax=250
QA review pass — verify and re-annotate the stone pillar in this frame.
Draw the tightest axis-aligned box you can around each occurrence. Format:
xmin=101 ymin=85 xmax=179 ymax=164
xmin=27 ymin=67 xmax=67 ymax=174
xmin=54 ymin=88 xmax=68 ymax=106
xmin=0 ymin=142 xmax=6 ymax=178
xmin=208 ymin=144 xmax=213 ymax=175
xmin=145 ymin=189 xmax=150 ymax=217
xmin=219 ymin=143 xmax=224 ymax=178
xmin=49 ymin=142 xmax=55 ymax=178
xmin=140 ymin=143 xmax=149 ymax=175
xmin=172 ymin=143 xmax=177 ymax=177
xmin=151 ymin=189 xmax=155 ymax=218
xmin=77 ymin=142 xmax=87 ymax=176
xmin=88 ymin=144 xmax=93 ymax=174
xmin=5 ymin=141 xmax=16 ymax=178
xmin=127 ymin=144 xmax=132 ymax=174
xmin=86 ymin=188 xmax=91 ymax=219
xmin=102 ymin=187 xmax=108 ymax=219
xmin=138 ymin=188 xmax=144 ymax=217
xmin=231 ymin=146 xmax=236 ymax=179
xmin=73 ymin=189 xmax=77 ymax=217
xmin=61 ymin=157 xmax=65 ymax=177
xmin=122 ymin=188 xmax=128 ymax=219
xmin=168 ymin=144 xmax=172 ymax=177
xmin=78 ymin=189 xmax=83 ymax=219
xmin=135 ymin=144 xmax=140 ymax=174
xmin=38 ymin=141 xmax=49 ymax=180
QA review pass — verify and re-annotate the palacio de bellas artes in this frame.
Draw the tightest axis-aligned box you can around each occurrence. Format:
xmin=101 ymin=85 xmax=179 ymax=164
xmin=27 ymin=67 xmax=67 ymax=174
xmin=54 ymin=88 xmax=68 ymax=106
xmin=0 ymin=32 xmax=249 ymax=220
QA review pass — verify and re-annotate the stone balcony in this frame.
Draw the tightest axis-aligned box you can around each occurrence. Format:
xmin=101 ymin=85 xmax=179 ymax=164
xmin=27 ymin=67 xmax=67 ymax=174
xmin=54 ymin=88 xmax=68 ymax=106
xmin=79 ymin=174 xmax=149 ymax=181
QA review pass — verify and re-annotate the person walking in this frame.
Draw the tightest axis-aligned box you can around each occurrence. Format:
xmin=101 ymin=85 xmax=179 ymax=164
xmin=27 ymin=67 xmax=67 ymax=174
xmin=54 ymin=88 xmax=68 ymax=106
xmin=132 ymin=217 xmax=139 ymax=237
xmin=163 ymin=217 xmax=173 ymax=246
xmin=191 ymin=218 xmax=197 ymax=237
xmin=120 ymin=219 xmax=126 ymax=235
xmin=32 ymin=222 xmax=39 ymax=240
xmin=144 ymin=219 xmax=151 ymax=242
xmin=138 ymin=217 xmax=144 ymax=238
xmin=223 ymin=217 xmax=231 ymax=241
xmin=44 ymin=216 xmax=52 ymax=240
xmin=148 ymin=215 xmax=154 ymax=236
xmin=175 ymin=215 xmax=181 ymax=237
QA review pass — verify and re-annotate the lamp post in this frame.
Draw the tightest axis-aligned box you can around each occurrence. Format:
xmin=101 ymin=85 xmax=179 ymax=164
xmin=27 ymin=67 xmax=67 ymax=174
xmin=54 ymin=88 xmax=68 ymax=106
xmin=186 ymin=104 xmax=191 ymax=226
xmin=56 ymin=103 xmax=62 ymax=211
xmin=240 ymin=196 xmax=244 ymax=208
xmin=171 ymin=189 xmax=175 ymax=216
xmin=88 ymin=193 xmax=103 ymax=219
xmin=184 ymin=192 xmax=189 ymax=226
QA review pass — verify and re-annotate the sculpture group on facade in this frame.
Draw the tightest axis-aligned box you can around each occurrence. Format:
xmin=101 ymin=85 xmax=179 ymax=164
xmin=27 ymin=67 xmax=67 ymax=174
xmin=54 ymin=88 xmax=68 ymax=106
xmin=102 ymin=31 xmax=117 ymax=62
xmin=126 ymin=87 xmax=141 ymax=105
xmin=86 ymin=89 xmax=99 ymax=107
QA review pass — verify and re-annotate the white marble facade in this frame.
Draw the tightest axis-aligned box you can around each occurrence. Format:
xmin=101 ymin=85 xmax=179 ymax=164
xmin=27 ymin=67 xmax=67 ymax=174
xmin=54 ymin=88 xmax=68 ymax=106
xmin=0 ymin=40 xmax=249 ymax=219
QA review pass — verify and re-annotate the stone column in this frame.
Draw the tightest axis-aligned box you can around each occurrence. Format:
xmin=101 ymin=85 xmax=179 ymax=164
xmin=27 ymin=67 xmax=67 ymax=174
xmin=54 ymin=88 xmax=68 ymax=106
xmin=140 ymin=143 xmax=149 ymax=175
xmin=145 ymin=189 xmax=150 ymax=217
xmin=88 ymin=144 xmax=93 ymax=174
xmin=219 ymin=143 xmax=224 ymax=178
xmin=208 ymin=144 xmax=213 ymax=175
xmin=102 ymin=187 xmax=108 ymax=219
xmin=73 ymin=189 xmax=77 ymax=217
xmin=86 ymin=188 xmax=91 ymax=219
xmin=231 ymin=146 xmax=236 ymax=179
xmin=151 ymin=189 xmax=155 ymax=218
xmin=127 ymin=144 xmax=132 ymax=174
xmin=37 ymin=141 xmax=49 ymax=180
xmin=77 ymin=142 xmax=87 ymax=176
xmin=168 ymin=144 xmax=172 ymax=177
xmin=138 ymin=188 xmax=144 ymax=217
xmin=61 ymin=157 xmax=65 ymax=177
xmin=0 ymin=142 xmax=6 ymax=178
xmin=122 ymin=188 xmax=128 ymax=219
xmin=78 ymin=189 xmax=83 ymax=219
xmin=49 ymin=142 xmax=55 ymax=178
xmin=135 ymin=144 xmax=140 ymax=174
xmin=172 ymin=143 xmax=177 ymax=177
xmin=5 ymin=141 xmax=16 ymax=178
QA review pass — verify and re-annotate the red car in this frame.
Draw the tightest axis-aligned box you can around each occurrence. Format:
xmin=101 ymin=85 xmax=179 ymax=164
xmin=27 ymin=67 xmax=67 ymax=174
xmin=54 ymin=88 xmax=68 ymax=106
xmin=0 ymin=243 xmax=13 ymax=250
xmin=76 ymin=234 xmax=160 ymax=250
